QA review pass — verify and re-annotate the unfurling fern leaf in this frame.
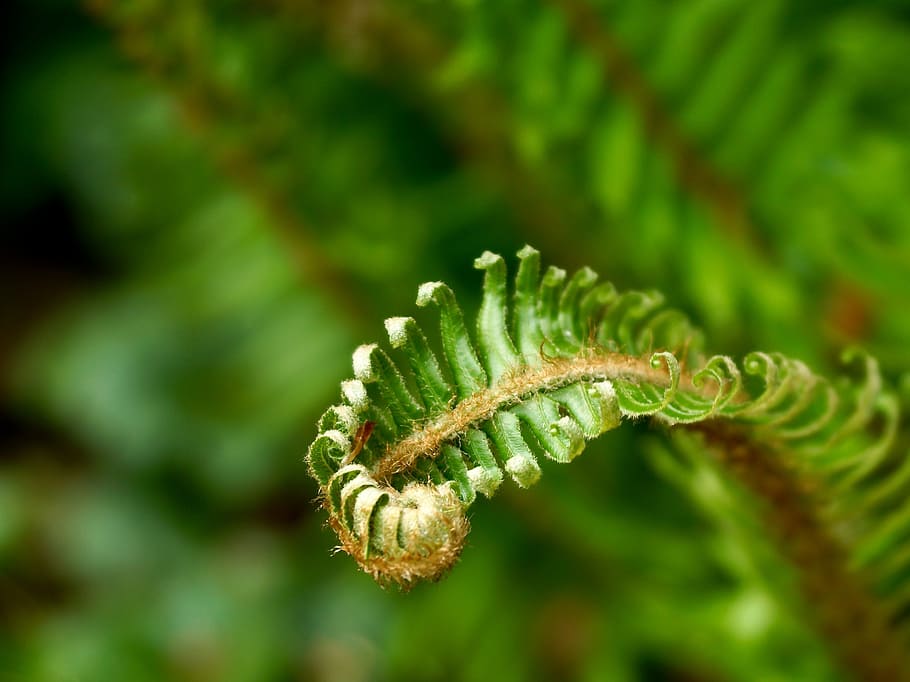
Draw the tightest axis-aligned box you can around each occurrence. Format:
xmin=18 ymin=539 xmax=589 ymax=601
xmin=307 ymin=247 xmax=910 ymax=680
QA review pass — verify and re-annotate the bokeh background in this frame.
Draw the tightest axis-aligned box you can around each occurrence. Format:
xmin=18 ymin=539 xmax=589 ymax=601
xmin=2 ymin=1 xmax=910 ymax=680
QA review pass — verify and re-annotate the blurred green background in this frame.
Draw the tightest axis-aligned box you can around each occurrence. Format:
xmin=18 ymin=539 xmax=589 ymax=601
xmin=2 ymin=1 xmax=909 ymax=680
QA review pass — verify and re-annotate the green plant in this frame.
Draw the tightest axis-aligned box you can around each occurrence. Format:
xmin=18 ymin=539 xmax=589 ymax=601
xmin=308 ymin=246 xmax=910 ymax=681
xmin=5 ymin=1 xmax=908 ymax=679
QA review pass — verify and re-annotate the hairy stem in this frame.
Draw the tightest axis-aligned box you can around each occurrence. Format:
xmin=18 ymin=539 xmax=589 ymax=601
xmin=375 ymin=351 xmax=674 ymax=479
xmin=696 ymin=422 xmax=910 ymax=682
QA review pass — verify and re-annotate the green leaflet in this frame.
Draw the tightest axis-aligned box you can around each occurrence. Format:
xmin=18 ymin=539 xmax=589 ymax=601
xmin=306 ymin=247 xmax=909 ymax=631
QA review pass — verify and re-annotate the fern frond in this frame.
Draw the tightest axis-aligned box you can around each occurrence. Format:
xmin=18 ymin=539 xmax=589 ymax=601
xmin=308 ymin=247 xmax=910 ymax=678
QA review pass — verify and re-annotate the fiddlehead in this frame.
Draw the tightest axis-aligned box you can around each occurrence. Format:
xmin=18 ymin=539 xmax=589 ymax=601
xmin=307 ymin=247 xmax=910 ymax=678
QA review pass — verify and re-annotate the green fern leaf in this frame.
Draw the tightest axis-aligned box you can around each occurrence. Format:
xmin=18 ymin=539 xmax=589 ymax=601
xmin=307 ymin=247 xmax=910 ymax=677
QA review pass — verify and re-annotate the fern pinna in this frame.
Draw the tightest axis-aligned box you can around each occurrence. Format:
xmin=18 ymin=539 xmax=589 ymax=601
xmin=307 ymin=247 xmax=910 ymax=681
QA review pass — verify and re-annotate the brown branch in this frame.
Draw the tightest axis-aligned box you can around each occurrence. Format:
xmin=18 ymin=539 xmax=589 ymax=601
xmin=549 ymin=0 xmax=763 ymax=251
xmin=83 ymin=0 xmax=368 ymax=328
xmin=374 ymin=351 xmax=674 ymax=480
xmin=693 ymin=422 xmax=910 ymax=682
xmin=260 ymin=0 xmax=606 ymax=275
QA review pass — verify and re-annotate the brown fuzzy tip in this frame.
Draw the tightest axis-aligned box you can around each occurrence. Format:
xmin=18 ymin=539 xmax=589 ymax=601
xmin=328 ymin=482 xmax=469 ymax=589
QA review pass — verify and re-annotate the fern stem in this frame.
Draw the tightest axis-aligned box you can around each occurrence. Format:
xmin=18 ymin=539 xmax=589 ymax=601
xmin=84 ymin=0 xmax=369 ymax=329
xmin=375 ymin=350 xmax=674 ymax=480
xmin=550 ymin=0 xmax=760 ymax=250
xmin=696 ymin=422 xmax=910 ymax=682
xmin=263 ymin=0 xmax=606 ymax=274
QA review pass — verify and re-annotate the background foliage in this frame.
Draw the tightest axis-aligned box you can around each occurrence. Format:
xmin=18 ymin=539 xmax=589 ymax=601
xmin=2 ymin=1 xmax=909 ymax=680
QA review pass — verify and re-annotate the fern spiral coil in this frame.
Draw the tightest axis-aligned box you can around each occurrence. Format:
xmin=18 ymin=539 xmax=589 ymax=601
xmin=307 ymin=247 xmax=900 ymax=600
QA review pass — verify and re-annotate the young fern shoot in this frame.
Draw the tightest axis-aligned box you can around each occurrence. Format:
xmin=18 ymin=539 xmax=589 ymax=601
xmin=307 ymin=247 xmax=910 ymax=681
